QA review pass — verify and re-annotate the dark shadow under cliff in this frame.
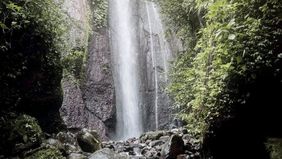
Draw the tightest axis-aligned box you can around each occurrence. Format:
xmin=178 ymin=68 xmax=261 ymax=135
xmin=203 ymin=68 xmax=282 ymax=159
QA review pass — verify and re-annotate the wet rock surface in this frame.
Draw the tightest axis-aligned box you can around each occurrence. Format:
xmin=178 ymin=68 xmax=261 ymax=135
xmin=76 ymin=129 xmax=102 ymax=153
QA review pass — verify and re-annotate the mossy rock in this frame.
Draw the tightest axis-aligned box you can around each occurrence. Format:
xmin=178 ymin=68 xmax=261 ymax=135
xmin=76 ymin=129 xmax=101 ymax=153
xmin=0 ymin=114 xmax=43 ymax=155
xmin=24 ymin=147 xmax=65 ymax=159
xmin=12 ymin=114 xmax=43 ymax=144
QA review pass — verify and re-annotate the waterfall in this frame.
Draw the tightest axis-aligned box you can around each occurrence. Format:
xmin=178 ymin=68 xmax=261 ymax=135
xmin=109 ymin=0 xmax=173 ymax=139
xmin=151 ymin=5 xmax=172 ymax=82
xmin=145 ymin=1 xmax=159 ymax=130
xmin=109 ymin=0 xmax=143 ymax=139
xmin=145 ymin=1 xmax=172 ymax=130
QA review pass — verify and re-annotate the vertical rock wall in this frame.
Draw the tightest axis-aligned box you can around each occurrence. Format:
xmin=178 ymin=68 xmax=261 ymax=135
xmin=60 ymin=0 xmax=89 ymax=131
xmin=134 ymin=0 xmax=176 ymax=131
xmin=83 ymin=28 xmax=115 ymax=139
xmin=60 ymin=0 xmax=114 ymax=139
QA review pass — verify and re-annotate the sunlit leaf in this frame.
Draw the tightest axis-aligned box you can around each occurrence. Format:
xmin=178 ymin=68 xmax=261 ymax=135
xmin=228 ymin=34 xmax=236 ymax=40
xmin=0 ymin=22 xmax=8 ymax=29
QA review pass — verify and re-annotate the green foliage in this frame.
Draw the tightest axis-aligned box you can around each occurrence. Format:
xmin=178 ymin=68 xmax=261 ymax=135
xmin=90 ymin=0 xmax=108 ymax=29
xmin=158 ymin=0 xmax=206 ymax=51
xmin=12 ymin=114 xmax=43 ymax=145
xmin=24 ymin=147 xmax=64 ymax=159
xmin=0 ymin=0 xmax=68 ymax=110
xmin=164 ymin=0 xmax=282 ymax=138
xmin=62 ymin=48 xmax=85 ymax=79
xmin=0 ymin=113 xmax=43 ymax=155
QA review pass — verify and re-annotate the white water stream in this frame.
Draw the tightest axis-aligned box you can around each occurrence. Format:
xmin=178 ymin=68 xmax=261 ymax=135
xmin=145 ymin=1 xmax=172 ymax=130
xmin=145 ymin=1 xmax=159 ymax=130
xmin=110 ymin=0 xmax=143 ymax=139
xmin=110 ymin=0 xmax=173 ymax=139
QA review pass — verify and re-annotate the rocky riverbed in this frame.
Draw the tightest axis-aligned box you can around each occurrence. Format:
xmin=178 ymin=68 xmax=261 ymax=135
xmin=1 ymin=127 xmax=201 ymax=159
xmin=102 ymin=128 xmax=201 ymax=159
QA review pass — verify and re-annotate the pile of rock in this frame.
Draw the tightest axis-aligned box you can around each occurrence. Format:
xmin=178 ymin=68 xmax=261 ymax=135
xmin=102 ymin=128 xmax=201 ymax=159
xmin=17 ymin=128 xmax=102 ymax=159
xmin=42 ymin=129 xmax=102 ymax=159
xmin=2 ymin=125 xmax=200 ymax=159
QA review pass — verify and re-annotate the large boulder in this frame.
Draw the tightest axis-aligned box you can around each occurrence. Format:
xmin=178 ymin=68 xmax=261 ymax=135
xmin=161 ymin=135 xmax=185 ymax=159
xmin=140 ymin=131 xmax=166 ymax=142
xmin=76 ymin=129 xmax=101 ymax=153
xmin=89 ymin=148 xmax=129 ymax=159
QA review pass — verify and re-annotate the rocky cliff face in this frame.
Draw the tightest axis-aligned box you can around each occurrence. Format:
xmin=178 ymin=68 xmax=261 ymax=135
xmin=60 ymin=0 xmax=90 ymax=50
xmin=59 ymin=0 xmax=89 ymax=131
xmin=134 ymin=0 xmax=176 ymax=131
xmin=60 ymin=0 xmax=114 ymax=139
xmin=60 ymin=75 xmax=86 ymax=129
xmin=83 ymin=28 xmax=115 ymax=139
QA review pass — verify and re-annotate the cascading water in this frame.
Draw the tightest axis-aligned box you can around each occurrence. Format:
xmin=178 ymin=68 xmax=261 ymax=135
xmin=145 ymin=1 xmax=172 ymax=130
xmin=109 ymin=0 xmax=143 ymax=139
xmin=145 ymin=1 xmax=159 ymax=130
xmin=152 ymin=4 xmax=172 ymax=82
xmin=109 ymin=0 xmax=174 ymax=139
